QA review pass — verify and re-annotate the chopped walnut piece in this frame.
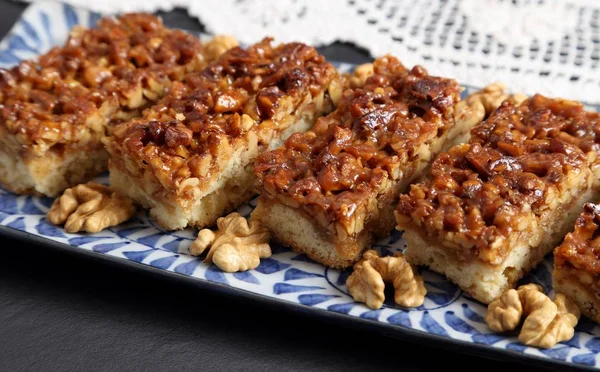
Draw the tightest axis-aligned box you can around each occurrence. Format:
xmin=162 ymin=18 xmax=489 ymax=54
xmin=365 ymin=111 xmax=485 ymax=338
xmin=344 ymin=63 xmax=374 ymax=90
xmin=485 ymin=284 xmax=580 ymax=349
xmin=47 ymin=182 xmax=136 ymax=233
xmin=346 ymin=250 xmax=426 ymax=309
xmin=189 ymin=212 xmax=271 ymax=272
xmin=109 ymin=37 xmax=339 ymax=213
xmin=327 ymin=77 xmax=343 ymax=107
xmin=202 ymin=35 xmax=239 ymax=62
xmin=453 ymin=94 xmax=485 ymax=130
xmin=468 ymin=83 xmax=527 ymax=117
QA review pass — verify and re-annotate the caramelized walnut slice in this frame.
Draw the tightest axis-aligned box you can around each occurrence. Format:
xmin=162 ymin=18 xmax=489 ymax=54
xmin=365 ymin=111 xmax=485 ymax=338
xmin=453 ymin=94 xmax=485 ymax=130
xmin=553 ymin=203 xmax=600 ymax=324
xmin=189 ymin=212 xmax=271 ymax=272
xmin=253 ymin=54 xmax=462 ymax=269
xmin=0 ymin=13 xmax=211 ymax=197
xmin=47 ymin=182 xmax=136 ymax=233
xmin=555 ymin=203 xmax=600 ymax=277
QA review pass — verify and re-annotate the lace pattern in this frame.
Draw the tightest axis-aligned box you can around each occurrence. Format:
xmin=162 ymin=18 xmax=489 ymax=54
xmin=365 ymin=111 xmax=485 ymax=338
xmin=19 ymin=0 xmax=600 ymax=104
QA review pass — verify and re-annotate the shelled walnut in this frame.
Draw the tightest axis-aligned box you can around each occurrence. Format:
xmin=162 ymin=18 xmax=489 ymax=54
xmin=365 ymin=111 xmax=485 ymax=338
xmin=343 ymin=63 xmax=374 ymax=90
xmin=485 ymin=284 xmax=580 ymax=349
xmin=189 ymin=212 xmax=271 ymax=272
xmin=201 ymin=35 xmax=239 ymax=62
xmin=47 ymin=182 xmax=136 ymax=233
xmin=346 ymin=250 xmax=426 ymax=309
xmin=469 ymin=83 xmax=527 ymax=117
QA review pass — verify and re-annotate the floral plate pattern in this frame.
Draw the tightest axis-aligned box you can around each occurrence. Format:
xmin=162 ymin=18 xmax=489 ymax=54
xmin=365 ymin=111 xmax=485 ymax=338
xmin=1 ymin=2 xmax=600 ymax=369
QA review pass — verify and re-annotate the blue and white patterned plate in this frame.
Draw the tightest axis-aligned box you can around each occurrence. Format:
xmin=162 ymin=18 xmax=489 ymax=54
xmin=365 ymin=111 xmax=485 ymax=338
xmin=2 ymin=2 xmax=600 ymax=370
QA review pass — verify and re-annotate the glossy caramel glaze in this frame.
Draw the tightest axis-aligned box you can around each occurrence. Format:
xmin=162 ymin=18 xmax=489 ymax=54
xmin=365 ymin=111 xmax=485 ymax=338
xmin=0 ymin=13 xmax=205 ymax=150
xmin=555 ymin=203 xmax=600 ymax=275
xmin=108 ymin=38 xmax=339 ymax=195
xmin=471 ymin=94 xmax=600 ymax=155
xmin=397 ymin=97 xmax=591 ymax=264
xmin=254 ymin=56 xmax=461 ymax=232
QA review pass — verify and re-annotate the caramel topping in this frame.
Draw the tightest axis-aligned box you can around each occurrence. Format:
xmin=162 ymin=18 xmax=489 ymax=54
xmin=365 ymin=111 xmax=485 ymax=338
xmin=471 ymin=94 xmax=600 ymax=155
xmin=38 ymin=14 xmax=202 ymax=83
xmin=110 ymin=38 xmax=338 ymax=194
xmin=0 ymin=13 xmax=205 ymax=150
xmin=555 ymin=203 xmax=600 ymax=275
xmin=255 ymin=56 xmax=461 ymax=229
xmin=397 ymin=97 xmax=590 ymax=264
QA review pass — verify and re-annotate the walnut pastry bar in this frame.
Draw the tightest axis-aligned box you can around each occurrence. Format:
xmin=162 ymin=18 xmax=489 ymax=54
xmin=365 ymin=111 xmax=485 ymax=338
xmin=554 ymin=203 xmax=600 ymax=323
xmin=105 ymin=38 xmax=342 ymax=230
xmin=396 ymin=96 xmax=598 ymax=304
xmin=252 ymin=56 xmax=484 ymax=269
xmin=0 ymin=13 xmax=234 ymax=197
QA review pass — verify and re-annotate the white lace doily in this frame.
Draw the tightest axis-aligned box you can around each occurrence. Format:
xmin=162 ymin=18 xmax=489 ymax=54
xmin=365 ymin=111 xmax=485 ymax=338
xmin=19 ymin=0 xmax=600 ymax=104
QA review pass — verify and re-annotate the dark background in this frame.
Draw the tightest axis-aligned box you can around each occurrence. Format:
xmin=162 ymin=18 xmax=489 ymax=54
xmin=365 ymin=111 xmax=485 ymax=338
xmin=0 ymin=2 xmax=563 ymax=371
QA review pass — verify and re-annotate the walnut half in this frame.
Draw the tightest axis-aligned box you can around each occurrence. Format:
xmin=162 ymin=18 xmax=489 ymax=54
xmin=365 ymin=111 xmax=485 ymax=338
xmin=47 ymin=182 xmax=136 ymax=233
xmin=485 ymin=284 xmax=580 ymax=349
xmin=189 ymin=212 xmax=271 ymax=272
xmin=346 ymin=250 xmax=427 ymax=309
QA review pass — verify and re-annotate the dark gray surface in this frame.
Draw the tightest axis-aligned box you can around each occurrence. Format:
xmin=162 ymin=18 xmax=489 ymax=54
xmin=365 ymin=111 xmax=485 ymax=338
xmin=0 ymin=2 xmax=549 ymax=371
